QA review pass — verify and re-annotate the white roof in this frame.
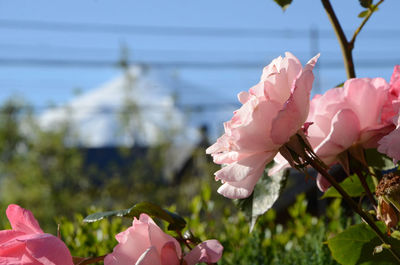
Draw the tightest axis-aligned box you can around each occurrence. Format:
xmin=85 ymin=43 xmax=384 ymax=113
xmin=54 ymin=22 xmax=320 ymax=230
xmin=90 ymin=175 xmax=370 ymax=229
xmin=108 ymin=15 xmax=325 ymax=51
xmin=39 ymin=66 xmax=202 ymax=148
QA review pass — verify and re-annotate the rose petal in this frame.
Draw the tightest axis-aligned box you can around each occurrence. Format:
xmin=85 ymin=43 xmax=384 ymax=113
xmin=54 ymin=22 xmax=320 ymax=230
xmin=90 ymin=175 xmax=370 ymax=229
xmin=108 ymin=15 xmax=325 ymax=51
xmin=106 ymin=222 xmax=151 ymax=265
xmin=135 ymin=247 xmax=162 ymax=265
xmin=315 ymin=109 xmax=360 ymax=164
xmin=25 ymin=233 xmax=73 ymax=265
xmin=271 ymin=69 xmax=315 ymax=145
xmin=183 ymin=240 xmax=223 ymax=265
xmin=6 ymin=205 xmax=43 ymax=235
xmin=214 ymin=152 xmax=275 ymax=182
xmin=146 ymin=215 xmax=181 ymax=258
xmin=217 ymin=168 xmax=265 ymax=199
xmin=160 ymin=242 xmax=180 ymax=265
xmin=316 ymin=174 xmax=331 ymax=192
xmin=268 ymin=153 xmax=290 ymax=175
xmin=344 ymin=78 xmax=388 ymax=130
xmin=378 ymin=126 xmax=400 ymax=162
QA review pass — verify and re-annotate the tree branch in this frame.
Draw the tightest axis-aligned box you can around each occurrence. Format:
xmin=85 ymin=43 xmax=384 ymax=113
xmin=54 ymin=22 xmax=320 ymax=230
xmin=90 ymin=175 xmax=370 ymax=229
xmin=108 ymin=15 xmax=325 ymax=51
xmin=321 ymin=0 xmax=356 ymax=79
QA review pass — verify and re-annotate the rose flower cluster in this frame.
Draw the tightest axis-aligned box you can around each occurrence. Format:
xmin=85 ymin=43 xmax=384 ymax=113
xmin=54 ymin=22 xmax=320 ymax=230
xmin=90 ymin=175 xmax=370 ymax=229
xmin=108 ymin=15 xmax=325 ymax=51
xmin=207 ymin=52 xmax=400 ymax=198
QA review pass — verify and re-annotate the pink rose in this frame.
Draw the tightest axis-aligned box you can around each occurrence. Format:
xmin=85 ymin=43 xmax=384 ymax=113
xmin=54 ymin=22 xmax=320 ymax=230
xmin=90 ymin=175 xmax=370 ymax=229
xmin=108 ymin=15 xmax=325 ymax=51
xmin=206 ymin=52 xmax=319 ymax=199
xmin=104 ymin=214 xmax=223 ymax=265
xmin=306 ymin=77 xmax=393 ymax=166
xmin=305 ymin=76 xmax=396 ymax=191
xmin=0 ymin=204 xmax=73 ymax=265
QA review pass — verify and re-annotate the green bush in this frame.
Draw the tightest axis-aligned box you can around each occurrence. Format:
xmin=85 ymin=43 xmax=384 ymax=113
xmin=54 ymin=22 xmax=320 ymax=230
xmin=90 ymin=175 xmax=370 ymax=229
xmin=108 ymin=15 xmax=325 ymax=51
xmin=56 ymin=183 xmax=351 ymax=265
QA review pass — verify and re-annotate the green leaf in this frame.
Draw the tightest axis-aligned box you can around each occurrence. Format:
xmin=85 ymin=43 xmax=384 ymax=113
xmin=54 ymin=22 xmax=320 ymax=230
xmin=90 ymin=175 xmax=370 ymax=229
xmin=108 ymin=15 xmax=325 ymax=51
xmin=391 ymin=231 xmax=400 ymax=241
xmin=370 ymin=5 xmax=379 ymax=12
xmin=237 ymin=164 xmax=288 ymax=231
xmin=359 ymin=0 xmax=372 ymax=8
xmin=328 ymin=222 xmax=400 ymax=265
xmin=273 ymin=0 xmax=293 ymax=11
xmin=83 ymin=202 xmax=186 ymax=231
xmin=322 ymin=174 xmax=375 ymax=198
xmin=358 ymin=10 xmax=370 ymax=18
xmin=365 ymin=149 xmax=397 ymax=171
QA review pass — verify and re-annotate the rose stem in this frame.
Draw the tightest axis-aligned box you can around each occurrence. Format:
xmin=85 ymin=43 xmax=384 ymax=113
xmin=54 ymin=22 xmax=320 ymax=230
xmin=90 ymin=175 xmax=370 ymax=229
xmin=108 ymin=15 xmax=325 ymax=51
xmin=355 ymin=169 xmax=377 ymax=208
xmin=320 ymin=0 xmax=355 ymax=79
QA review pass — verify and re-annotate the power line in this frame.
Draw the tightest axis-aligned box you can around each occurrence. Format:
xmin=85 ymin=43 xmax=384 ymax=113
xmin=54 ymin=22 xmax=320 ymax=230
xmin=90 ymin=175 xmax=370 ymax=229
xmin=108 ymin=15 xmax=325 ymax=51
xmin=0 ymin=57 xmax=398 ymax=69
xmin=0 ymin=19 xmax=327 ymax=38
xmin=0 ymin=43 xmax=318 ymax=57
xmin=0 ymin=19 xmax=399 ymax=39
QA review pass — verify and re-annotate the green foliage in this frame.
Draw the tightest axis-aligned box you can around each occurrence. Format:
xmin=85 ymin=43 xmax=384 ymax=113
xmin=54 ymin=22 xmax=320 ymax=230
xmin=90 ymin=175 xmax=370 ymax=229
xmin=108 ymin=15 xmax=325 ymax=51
xmin=357 ymin=2 xmax=380 ymax=19
xmin=56 ymin=181 xmax=348 ymax=265
xmin=358 ymin=10 xmax=370 ymax=18
xmin=328 ymin=222 xmax=400 ymax=265
xmin=273 ymin=0 xmax=293 ymax=11
xmin=57 ymin=208 xmax=127 ymax=258
xmin=84 ymin=201 xmax=186 ymax=231
xmin=322 ymin=174 xmax=375 ymax=198
xmin=187 ymin=182 xmax=347 ymax=265
xmin=0 ymin=101 xmax=91 ymax=232
xmin=237 ymin=165 xmax=288 ymax=231
xmin=365 ymin=149 xmax=397 ymax=172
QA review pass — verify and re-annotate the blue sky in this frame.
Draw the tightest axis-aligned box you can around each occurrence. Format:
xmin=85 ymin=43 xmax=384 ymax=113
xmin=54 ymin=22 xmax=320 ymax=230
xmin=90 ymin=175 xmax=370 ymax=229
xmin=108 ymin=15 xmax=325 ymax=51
xmin=0 ymin=0 xmax=399 ymax=109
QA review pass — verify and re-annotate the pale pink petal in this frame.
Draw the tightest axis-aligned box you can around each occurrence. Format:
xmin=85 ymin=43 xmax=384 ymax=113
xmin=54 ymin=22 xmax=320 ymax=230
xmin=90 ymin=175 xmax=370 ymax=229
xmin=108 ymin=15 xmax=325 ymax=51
xmin=284 ymin=52 xmax=303 ymax=86
xmin=212 ymin=151 xmax=245 ymax=165
xmin=146 ymin=217 xmax=181 ymax=258
xmin=268 ymin=153 xmax=290 ymax=175
xmin=231 ymin=99 xmax=281 ymax=153
xmin=106 ymin=223 xmax=151 ymax=265
xmin=271 ymin=69 xmax=315 ymax=145
xmin=307 ymin=114 xmax=332 ymax=148
xmin=304 ymin=53 xmax=320 ymax=72
xmin=260 ymin=56 xmax=282 ymax=81
xmin=160 ymin=242 xmax=180 ymax=265
xmin=344 ymin=78 xmax=389 ymax=130
xmin=205 ymin=133 xmax=230 ymax=155
xmin=261 ymin=52 xmax=303 ymax=105
xmin=217 ymin=163 xmax=266 ymax=199
xmin=183 ymin=240 xmax=223 ymax=265
xmin=6 ymin=205 xmax=43 ymax=234
xmin=135 ymin=247 xmax=161 ymax=265
xmin=315 ymin=109 xmax=360 ymax=164
xmin=25 ymin=233 xmax=73 ymax=265
xmin=360 ymin=123 xmax=395 ymax=148
xmin=378 ymin=127 xmax=400 ymax=162
xmin=214 ymin=152 xmax=275 ymax=182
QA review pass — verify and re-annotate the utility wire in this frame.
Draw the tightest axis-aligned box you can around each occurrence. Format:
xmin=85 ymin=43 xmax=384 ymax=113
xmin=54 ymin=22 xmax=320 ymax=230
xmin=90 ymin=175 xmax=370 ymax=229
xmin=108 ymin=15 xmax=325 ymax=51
xmin=0 ymin=19 xmax=330 ymax=38
xmin=0 ymin=19 xmax=399 ymax=38
xmin=0 ymin=57 xmax=398 ymax=69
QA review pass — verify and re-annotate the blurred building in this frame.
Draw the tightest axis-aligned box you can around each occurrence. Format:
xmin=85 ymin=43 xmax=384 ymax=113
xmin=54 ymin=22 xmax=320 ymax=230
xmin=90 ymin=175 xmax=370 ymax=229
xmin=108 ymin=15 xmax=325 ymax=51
xmin=38 ymin=65 xmax=232 ymax=182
